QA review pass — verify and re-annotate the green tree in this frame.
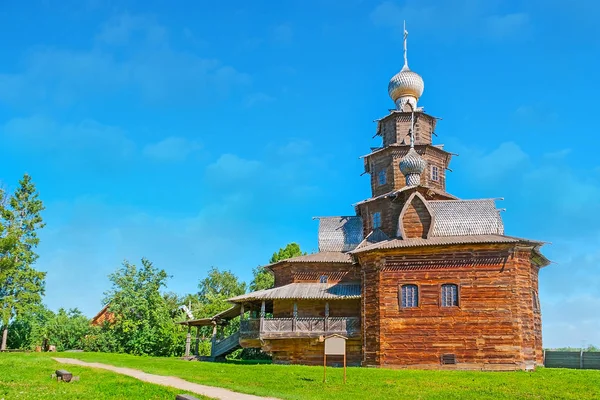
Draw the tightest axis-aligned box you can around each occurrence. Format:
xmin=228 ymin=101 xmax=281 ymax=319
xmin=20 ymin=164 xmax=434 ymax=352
xmin=103 ymin=258 xmax=182 ymax=356
xmin=0 ymin=174 xmax=46 ymax=350
xmin=249 ymin=243 xmax=305 ymax=292
xmin=197 ymin=267 xmax=246 ymax=317
xmin=44 ymin=308 xmax=92 ymax=351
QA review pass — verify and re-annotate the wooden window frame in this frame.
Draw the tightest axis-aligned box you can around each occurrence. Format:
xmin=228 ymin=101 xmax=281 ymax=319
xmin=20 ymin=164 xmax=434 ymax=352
xmin=439 ymin=283 xmax=461 ymax=309
xmin=377 ymin=169 xmax=387 ymax=186
xmin=372 ymin=212 xmax=382 ymax=229
xmin=431 ymin=165 xmax=439 ymax=182
xmin=398 ymin=284 xmax=420 ymax=309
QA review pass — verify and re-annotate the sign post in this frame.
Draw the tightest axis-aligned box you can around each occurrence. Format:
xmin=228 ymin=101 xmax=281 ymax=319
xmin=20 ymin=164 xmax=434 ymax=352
xmin=323 ymin=334 xmax=347 ymax=383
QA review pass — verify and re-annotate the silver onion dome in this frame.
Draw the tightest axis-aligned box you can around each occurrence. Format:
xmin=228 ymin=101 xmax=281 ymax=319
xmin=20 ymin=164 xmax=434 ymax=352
xmin=388 ymin=65 xmax=424 ymax=110
xmin=399 ymin=148 xmax=427 ymax=186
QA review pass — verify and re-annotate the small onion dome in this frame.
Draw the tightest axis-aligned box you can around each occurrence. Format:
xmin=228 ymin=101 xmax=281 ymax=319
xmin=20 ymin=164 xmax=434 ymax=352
xmin=388 ymin=65 xmax=424 ymax=111
xmin=399 ymin=147 xmax=427 ymax=186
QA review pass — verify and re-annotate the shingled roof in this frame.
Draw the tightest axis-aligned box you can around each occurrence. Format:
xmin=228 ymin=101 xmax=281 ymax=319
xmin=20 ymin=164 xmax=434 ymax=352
xmin=428 ymin=199 xmax=504 ymax=236
xmin=350 ymin=234 xmax=544 ymax=253
xmin=316 ymin=216 xmax=363 ymax=252
xmin=228 ymin=283 xmax=361 ymax=302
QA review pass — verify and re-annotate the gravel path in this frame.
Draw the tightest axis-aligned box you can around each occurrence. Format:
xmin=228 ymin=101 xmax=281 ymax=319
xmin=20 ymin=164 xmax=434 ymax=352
xmin=53 ymin=357 xmax=280 ymax=400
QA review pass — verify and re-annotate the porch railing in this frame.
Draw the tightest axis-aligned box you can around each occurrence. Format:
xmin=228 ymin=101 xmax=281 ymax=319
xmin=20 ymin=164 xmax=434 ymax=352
xmin=240 ymin=316 xmax=360 ymax=338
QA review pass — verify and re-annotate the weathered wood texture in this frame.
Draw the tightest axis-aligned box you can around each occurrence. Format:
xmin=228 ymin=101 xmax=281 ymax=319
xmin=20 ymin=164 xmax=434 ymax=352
xmin=379 ymin=112 xmax=436 ymax=147
xmin=265 ymin=338 xmax=361 ymax=366
xmin=356 ymin=187 xmax=449 ymax=239
xmin=273 ymin=299 xmax=360 ymax=318
xmin=357 ymin=244 xmax=542 ymax=370
xmin=272 ymin=262 xmax=360 ymax=287
xmin=400 ymin=194 xmax=432 ymax=238
xmin=366 ymin=145 xmax=450 ymax=196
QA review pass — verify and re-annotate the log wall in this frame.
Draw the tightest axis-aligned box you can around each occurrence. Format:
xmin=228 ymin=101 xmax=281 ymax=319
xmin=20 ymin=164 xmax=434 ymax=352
xmin=358 ymin=244 xmax=542 ymax=370
xmin=266 ymin=338 xmax=362 ymax=366
xmin=273 ymin=299 xmax=360 ymax=318
xmin=272 ymin=262 xmax=360 ymax=287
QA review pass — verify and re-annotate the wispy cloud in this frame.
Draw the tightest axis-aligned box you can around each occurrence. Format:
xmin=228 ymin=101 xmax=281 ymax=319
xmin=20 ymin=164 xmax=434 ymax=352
xmin=2 ymin=115 xmax=135 ymax=162
xmin=370 ymin=0 xmax=531 ymax=41
xmin=272 ymin=23 xmax=293 ymax=45
xmin=0 ymin=13 xmax=251 ymax=108
xmin=243 ymin=92 xmax=276 ymax=108
xmin=143 ymin=137 xmax=202 ymax=162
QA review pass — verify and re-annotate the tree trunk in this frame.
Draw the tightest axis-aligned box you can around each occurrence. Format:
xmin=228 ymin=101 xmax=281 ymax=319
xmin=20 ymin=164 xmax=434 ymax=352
xmin=1 ymin=326 xmax=8 ymax=351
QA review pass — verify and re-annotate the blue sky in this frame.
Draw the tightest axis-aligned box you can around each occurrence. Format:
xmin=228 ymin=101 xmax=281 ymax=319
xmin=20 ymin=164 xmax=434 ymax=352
xmin=1 ymin=0 xmax=599 ymax=348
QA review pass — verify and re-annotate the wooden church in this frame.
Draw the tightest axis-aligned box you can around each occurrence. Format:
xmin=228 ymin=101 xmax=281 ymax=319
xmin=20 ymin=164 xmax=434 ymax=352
xmin=182 ymin=27 xmax=550 ymax=371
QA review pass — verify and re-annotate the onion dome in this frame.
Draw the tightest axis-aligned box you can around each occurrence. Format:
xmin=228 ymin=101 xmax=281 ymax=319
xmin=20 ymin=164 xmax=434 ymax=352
xmin=399 ymin=147 xmax=427 ymax=186
xmin=388 ymin=66 xmax=424 ymax=111
xmin=388 ymin=22 xmax=424 ymax=111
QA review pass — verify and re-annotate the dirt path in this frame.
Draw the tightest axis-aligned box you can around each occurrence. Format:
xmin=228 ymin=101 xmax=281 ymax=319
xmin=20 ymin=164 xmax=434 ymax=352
xmin=53 ymin=357 xmax=280 ymax=400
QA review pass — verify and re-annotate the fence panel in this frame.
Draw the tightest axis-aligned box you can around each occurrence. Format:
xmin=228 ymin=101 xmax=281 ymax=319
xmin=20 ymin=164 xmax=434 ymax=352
xmin=583 ymin=352 xmax=600 ymax=369
xmin=544 ymin=351 xmax=600 ymax=369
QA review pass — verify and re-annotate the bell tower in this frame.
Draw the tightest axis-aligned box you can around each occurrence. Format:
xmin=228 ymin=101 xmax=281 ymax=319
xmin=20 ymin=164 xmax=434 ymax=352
xmin=355 ymin=23 xmax=455 ymax=238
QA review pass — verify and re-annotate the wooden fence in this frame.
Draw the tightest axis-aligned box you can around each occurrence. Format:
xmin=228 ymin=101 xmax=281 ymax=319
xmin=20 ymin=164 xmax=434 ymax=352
xmin=544 ymin=351 xmax=600 ymax=369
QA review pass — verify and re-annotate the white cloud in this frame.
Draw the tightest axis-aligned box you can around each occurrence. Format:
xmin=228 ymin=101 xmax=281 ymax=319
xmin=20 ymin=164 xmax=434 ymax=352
xmin=0 ymin=13 xmax=251 ymax=107
xmin=370 ymin=1 xmax=530 ymax=41
xmin=272 ymin=23 xmax=293 ymax=44
xmin=2 ymin=115 xmax=135 ymax=161
xmin=205 ymin=154 xmax=262 ymax=182
xmin=485 ymin=13 xmax=530 ymax=39
xmin=243 ymin=92 xmax=276 ymax=108
xmin=143 ymin=137 xmax=202 ymax=162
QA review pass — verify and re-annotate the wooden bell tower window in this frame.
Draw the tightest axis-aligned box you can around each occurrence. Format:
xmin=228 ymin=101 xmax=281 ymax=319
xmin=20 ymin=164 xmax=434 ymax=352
xmin=431 ymin=165 xmax=439 ymax=182
xmin=372 ymin=212 xmax=382 ymax=229
xmin=377 ymin=169 xmax=387 ymax=185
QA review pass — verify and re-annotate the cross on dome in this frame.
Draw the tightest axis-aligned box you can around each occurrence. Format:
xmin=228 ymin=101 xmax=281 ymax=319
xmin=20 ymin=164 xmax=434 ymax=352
xmin=388 ymin=21 xmax=425 ymax=111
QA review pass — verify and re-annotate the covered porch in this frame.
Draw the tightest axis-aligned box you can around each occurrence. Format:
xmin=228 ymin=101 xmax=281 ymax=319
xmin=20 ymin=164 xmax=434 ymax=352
xmin=231 ymin=282 xmax=361 ymax=340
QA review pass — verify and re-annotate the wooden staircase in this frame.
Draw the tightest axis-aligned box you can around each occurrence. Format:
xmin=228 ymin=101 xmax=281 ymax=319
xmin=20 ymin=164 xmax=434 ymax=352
xmin=210 ymin=331 xmax=241 ymax=359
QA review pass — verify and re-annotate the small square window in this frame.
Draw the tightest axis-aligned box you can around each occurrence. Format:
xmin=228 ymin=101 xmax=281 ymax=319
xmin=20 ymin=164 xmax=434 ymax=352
xmin=431 ymin=165 xmax=439 ymax=182
xmin=378 ymin=169 xmax=387 ymax=185
xmin=372 ymin=212 xmax=381 ymax=229
xmin=320 ymin=275 xmax=328 ymax=283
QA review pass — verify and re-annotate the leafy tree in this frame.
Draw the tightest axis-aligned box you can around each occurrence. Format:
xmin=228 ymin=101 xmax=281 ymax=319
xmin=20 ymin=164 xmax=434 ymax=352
xmin=5 ymin=304 xmax=54 ymax=350
xmin=103 ymin=258 xmax=183 ymax=356
xmin=0 ymin=174 xmax=46 ymax=350
xmin=197 ymin=267 xmax=246 ymax=318
xmin=249 ymin=243 xmax=305 ymax=292
xmin=44 ymin=308 xmax=92 ymax=351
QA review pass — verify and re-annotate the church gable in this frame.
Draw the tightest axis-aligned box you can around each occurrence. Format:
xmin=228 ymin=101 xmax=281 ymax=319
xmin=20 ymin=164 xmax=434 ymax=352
xmin=397 ymin=192 xmax=434 ymax=239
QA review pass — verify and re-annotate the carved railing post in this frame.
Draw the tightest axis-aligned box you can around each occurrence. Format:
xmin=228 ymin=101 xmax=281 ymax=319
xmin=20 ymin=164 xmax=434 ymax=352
xmin=292 ymin=302 xmax=298 ymax=332
xmin=210 ymin=322 xmax=217 ymax=358
xmin=185 ymin=325 xmax=191 ymax=357
xmin=260 ymin=301 xmax=266 ymax=335
xmin=325 ymin=302 xmax=330 ymax=332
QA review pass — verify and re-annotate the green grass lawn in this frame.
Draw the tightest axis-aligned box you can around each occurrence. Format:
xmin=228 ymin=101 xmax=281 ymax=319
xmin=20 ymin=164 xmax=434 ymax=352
xmin=39 ymin=352 xmax=600 ymax=400
xmin=0 ymin=352 xmax=205 ymax=399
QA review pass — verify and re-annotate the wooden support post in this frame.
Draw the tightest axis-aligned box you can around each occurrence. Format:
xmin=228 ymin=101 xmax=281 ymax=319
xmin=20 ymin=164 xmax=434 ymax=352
xmin=194 ymin=326 xmax=200 ymax=356
xmin=344 ymin=352 xmax=347 ymax=384
xmin=184 ymin=325 xmax=191 ymax=357
xmin=240 ymin=303 xmax=245 ymax=320
xmin=292 ymin=302 xmax=297 ymax=332
xmin=260 ymin=301 xmax=266 ymax=334
xmin=210 ymin=322 xmax=218 ymax=358
xmin=325 ymin=302 xmax=329 ymax=332
xmin=323 ymin=354 xmax=327 ymax=383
